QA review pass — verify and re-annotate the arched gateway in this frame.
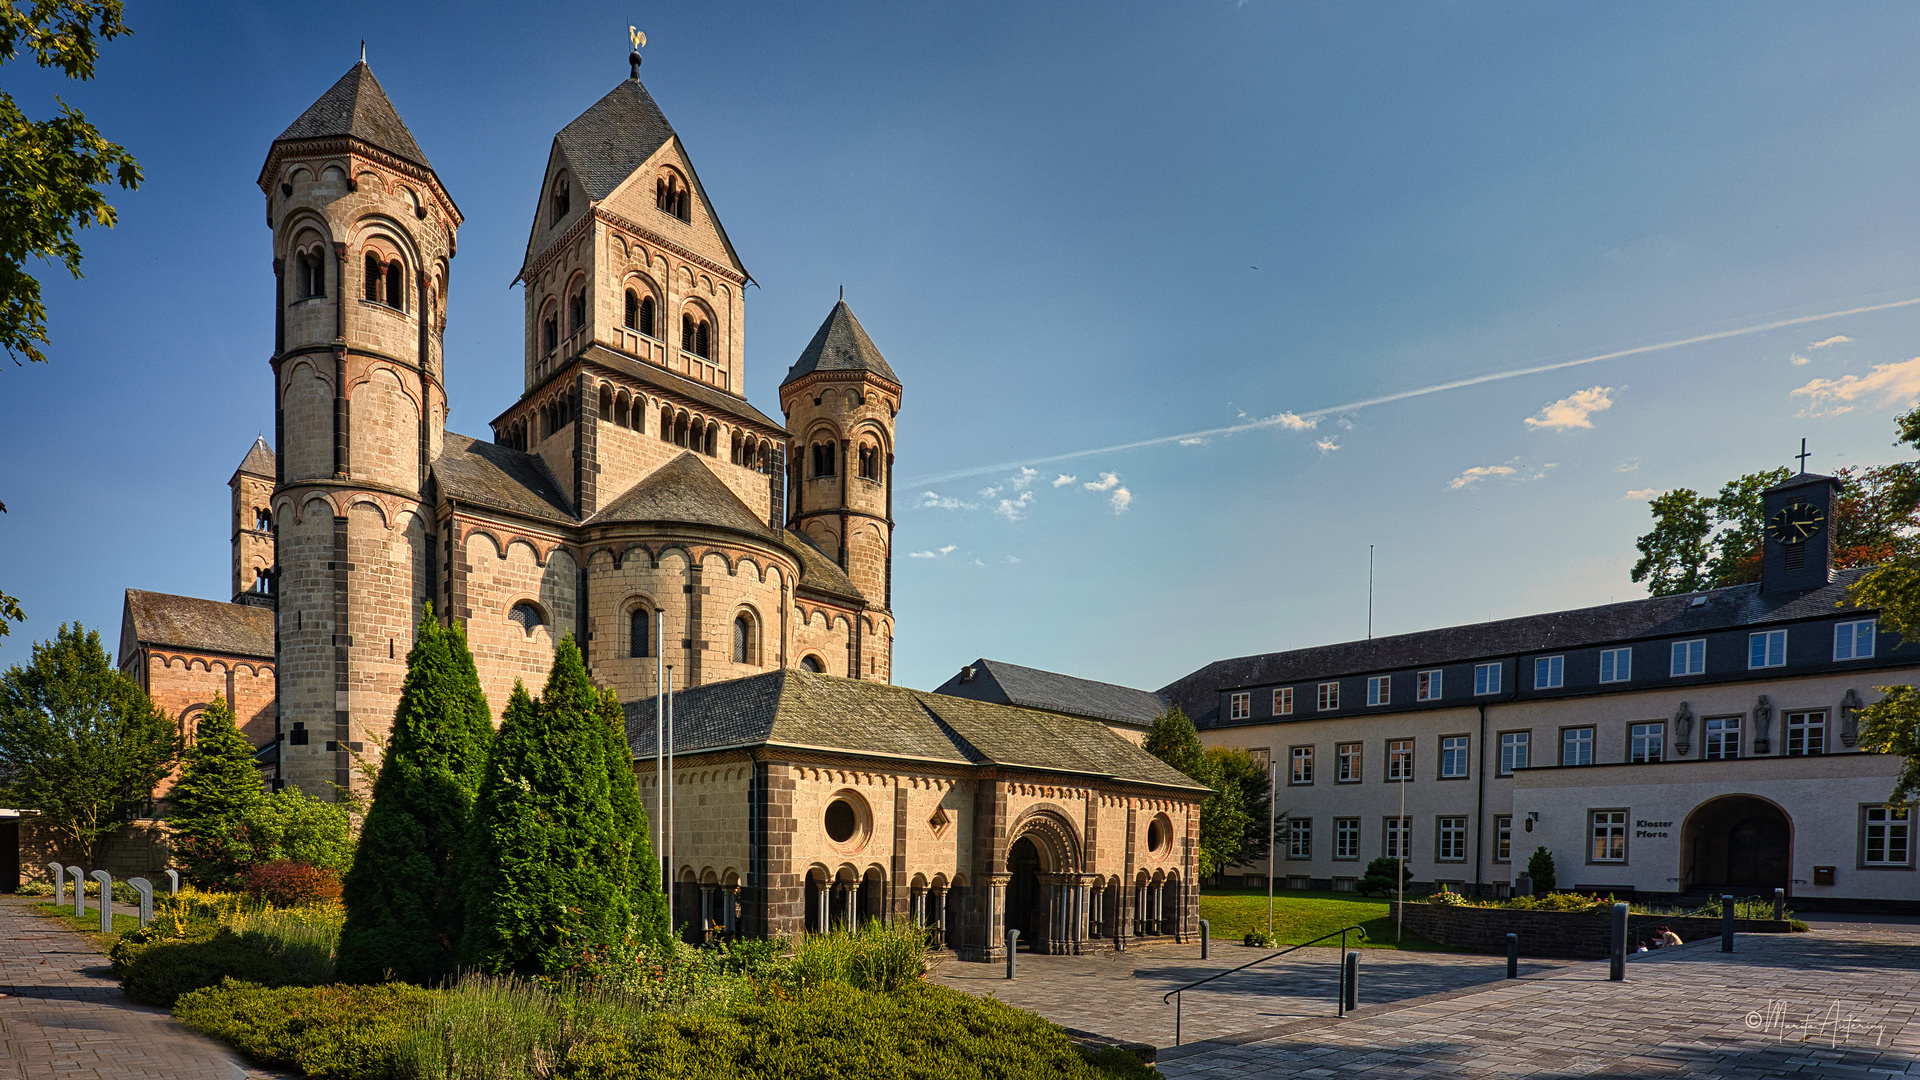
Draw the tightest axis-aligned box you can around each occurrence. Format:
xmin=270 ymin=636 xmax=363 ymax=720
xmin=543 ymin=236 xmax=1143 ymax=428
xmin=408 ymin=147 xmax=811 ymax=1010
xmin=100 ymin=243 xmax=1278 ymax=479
xmin=1682 ymin=794 xmax=1792 ymax=893
xmin=1005 ymin=807 xmax=1088 ymax=954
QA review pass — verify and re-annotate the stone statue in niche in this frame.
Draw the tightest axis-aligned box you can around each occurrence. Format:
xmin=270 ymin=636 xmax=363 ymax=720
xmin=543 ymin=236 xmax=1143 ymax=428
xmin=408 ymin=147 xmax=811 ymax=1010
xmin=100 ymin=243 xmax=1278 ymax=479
xmin=1840 ymin=688 xmax=1864 ymax=748
xmin=1672 ymin=701 xmax=1695 ymax=756
xmin=1753 ymin=694 xmax=1774 ymax=755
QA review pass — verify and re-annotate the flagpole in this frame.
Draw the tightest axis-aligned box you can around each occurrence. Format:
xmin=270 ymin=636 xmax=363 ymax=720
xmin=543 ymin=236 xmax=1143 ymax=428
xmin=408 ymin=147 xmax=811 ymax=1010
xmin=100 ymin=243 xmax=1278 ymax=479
xmin=655 ymin=608 xmax=665 ymax=895
xmin=666 ymin=664 xmax=676 ymax=939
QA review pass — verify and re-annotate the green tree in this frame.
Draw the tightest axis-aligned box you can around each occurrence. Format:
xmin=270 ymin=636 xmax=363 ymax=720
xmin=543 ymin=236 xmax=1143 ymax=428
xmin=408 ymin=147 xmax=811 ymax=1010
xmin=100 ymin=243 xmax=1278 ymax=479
xmin=599 ymin=687 xmax=669 ymax=950
xmin=1707 ymin=468 xmax=1793 ymax=587
xmin=168 ymin=693 xmax=263 ymax=883
xmin=1206 ymin=746 xmax=1272 ymax=865
xmin=1630 ymin=489 xmax=1713 ymax=596
xmin=241 ymin=788 xmax=353 ymax=871
xmin=1358 ymin=855 xmax=1407 ymax=897
xmin=0 ymin=0 xmax=141 ymax=367
xmin=461 ymin=638 xmax=627 ymax=976
xmin=0 ymin=622 xmax=176 ymax=864
xmin=1143 ymin=706 xmax=1208 ymax=779
xmin=1525 ymin=846 xmax=1557 ymax=895
xmin=1143 ymin=707 xmax=1247 ymax=877
xmin=1848 ymin=405 xmax=1920 ymax=803
xmin=0 ymin=502 xmax=21 ymax=638
xmin=337 ymin=609 xmax=495 ymax=985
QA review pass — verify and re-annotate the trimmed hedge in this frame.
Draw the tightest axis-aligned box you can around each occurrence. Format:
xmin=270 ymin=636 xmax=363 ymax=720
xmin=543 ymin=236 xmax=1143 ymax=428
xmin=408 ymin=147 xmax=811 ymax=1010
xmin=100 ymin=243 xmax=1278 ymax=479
xmin=122 ymin=930 xmax=289 ymax=1007
xmin=174 ymin=979 xmax=433 ymax=1080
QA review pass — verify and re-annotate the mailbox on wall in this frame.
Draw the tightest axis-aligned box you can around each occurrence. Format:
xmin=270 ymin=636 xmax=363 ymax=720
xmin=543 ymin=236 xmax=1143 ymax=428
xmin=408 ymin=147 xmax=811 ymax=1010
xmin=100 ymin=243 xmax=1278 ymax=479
xmin=1813 ymin=866 xmax=1836 ymax=886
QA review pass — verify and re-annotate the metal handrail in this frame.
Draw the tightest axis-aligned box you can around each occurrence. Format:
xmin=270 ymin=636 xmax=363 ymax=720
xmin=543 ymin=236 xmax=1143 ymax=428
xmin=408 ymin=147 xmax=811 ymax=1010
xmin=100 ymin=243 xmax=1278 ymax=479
xmin=1163 ymin=924 xmax=1366 ymax=1045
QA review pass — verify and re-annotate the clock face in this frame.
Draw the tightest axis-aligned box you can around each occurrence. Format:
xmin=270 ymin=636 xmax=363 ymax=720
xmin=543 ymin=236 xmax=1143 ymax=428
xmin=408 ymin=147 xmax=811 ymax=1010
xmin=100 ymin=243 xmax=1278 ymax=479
xmin=1766 ymin=501 xmax=1826 ymax=545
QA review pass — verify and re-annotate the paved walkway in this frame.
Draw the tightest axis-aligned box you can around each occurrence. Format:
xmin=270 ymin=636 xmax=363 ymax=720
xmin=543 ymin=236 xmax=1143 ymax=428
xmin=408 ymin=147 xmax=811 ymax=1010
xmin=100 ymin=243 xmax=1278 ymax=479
xmin=0 ymin=894 xmax=276 ymax=1079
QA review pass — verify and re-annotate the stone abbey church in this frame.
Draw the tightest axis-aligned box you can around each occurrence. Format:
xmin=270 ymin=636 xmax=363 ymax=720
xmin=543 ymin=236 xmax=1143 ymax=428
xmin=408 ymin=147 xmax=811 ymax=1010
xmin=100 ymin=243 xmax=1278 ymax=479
xmin=109 ymin=59 xmax=1209 ymax=959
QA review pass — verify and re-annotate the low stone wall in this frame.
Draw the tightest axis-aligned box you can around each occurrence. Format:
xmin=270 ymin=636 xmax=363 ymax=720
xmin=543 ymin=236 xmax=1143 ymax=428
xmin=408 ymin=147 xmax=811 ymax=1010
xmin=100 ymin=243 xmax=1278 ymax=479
xmin=1391 ymin=901 xmax=1793 ymax=959
xmin=13 ymin=818 xmax=175 ymax=885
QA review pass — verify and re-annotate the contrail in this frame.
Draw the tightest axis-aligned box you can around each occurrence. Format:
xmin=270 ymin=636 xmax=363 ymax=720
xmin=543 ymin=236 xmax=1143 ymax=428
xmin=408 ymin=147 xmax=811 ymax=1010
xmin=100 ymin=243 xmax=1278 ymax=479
xmin=903 ymin=294 xmax=1920 ymax=487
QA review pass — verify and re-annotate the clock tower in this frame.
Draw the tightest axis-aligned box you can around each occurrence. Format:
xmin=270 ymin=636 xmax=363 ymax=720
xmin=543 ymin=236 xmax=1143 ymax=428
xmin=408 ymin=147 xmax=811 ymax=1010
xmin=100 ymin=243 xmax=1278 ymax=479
xmin=1760 ymin=471 xmax=1841 ymax=595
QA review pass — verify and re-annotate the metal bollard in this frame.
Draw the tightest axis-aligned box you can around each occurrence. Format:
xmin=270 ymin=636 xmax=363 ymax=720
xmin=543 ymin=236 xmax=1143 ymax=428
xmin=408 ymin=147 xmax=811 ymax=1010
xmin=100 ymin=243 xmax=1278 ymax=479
xmin=1199 ymin=918 xmax=1210 ymax=959
xmin=46 ymin=863 xmax=65 ymax=906
xmin=1006 ymin=929 xmax=1020 ymax=980
xmin=1506 ymin=932 xmax=1519 ymax=978
xmin=1721 ymin=894 xmax=1734 ymax=953
xmin=66 ymin=866 xmax=84 ymax=918
xmin=128 ymin=877 xmax=154 ymax=928
xmin=1773 ymin=888 xmax=1785 ymax=923
xmin=165 ymin=869 xmax=180 ymax=896
xmin=1608 ymin=902 xmax=1627 ymax=981
xmin=90 ymin=871 xmax=113 ymax=935
xmin=1342 ymin=950 xmax=1359 ymax=1012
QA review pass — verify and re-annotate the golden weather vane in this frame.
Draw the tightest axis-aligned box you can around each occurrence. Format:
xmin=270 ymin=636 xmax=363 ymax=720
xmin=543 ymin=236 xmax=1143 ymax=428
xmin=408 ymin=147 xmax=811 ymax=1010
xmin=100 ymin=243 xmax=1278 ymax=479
xmin=628 ymin=25 xmax=646 ymax=77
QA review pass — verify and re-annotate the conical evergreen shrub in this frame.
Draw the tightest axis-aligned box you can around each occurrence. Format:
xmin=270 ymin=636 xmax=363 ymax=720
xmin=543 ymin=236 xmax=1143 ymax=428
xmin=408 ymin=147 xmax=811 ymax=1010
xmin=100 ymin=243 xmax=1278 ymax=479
xmin=337 ymin=607 xmax=494 ymax=984
xmin=460 ymin=637 xmax=627 ymax=976
xmin=600 ymin=687 xmax=669 ymax=949
xmin=170 ymin=693 xmax=264 ymax=883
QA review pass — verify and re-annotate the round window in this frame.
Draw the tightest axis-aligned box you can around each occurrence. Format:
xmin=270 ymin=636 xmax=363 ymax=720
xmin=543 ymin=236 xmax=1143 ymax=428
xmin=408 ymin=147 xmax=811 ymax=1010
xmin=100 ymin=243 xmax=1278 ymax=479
xmin=1147 ymin=819 xmax=1166 ymax=852
xmin=825 ymin=799 xmax=858 ymax=843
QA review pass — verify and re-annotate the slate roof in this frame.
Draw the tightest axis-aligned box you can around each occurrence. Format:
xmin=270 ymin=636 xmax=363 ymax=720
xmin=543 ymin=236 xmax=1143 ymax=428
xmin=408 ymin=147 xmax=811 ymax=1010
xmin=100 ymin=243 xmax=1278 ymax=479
xmin=930 ymin=659 xmax=1167 ymax=728
xmin=1160 ymin=570 xmax=1879 ymax=721
xmin=275 ymin=62 xmax=429 ymax=168
xmin=589 ymin=452 xmax=770 ymax=536
xmin=782 ymin=529 xmax=864 ymax=603
xmin=234 ymin=436 xmax=275 ymax=479
xmin=433 ymin=433 xmax=574 ymax=524
xmin=624 ymin=670 xmax=1206 ymax=793
xmin=123 ymin=590 xmax=274 ymax=659
xmin=782 ymin=301 xmax=899 ymax=386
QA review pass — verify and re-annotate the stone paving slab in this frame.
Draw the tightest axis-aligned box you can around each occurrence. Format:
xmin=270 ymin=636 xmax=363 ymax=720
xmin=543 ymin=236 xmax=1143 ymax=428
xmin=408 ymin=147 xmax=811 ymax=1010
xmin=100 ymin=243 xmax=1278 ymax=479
xmin=0 ymin=894 xmax=285 ymax=1079
xmin=1157 ymin=928 xmax=1920 ymax=1078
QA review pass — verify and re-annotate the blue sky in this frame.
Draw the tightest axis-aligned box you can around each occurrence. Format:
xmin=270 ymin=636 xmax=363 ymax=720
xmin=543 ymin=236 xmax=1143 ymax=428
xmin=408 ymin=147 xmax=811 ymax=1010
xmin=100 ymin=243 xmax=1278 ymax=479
xmin=6 ymin=2 xmax=1920 ymax=694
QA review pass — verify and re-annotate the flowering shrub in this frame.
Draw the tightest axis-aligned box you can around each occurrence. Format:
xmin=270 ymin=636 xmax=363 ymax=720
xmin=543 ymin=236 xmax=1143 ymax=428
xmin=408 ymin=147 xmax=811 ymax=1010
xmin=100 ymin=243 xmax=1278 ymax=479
xmin=240 ymin=861 xmax=341 ymax=907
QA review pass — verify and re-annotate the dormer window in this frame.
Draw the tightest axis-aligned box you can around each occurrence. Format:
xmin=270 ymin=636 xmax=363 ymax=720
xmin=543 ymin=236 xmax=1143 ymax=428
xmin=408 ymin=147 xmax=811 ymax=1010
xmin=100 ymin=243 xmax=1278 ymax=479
xmin=550 ymin=172 xmax=571 ymax=224
xmin=681 ymin=312 xmax=712 ymax=359
xmin=656 ymin=169 xmax=691 ymax=222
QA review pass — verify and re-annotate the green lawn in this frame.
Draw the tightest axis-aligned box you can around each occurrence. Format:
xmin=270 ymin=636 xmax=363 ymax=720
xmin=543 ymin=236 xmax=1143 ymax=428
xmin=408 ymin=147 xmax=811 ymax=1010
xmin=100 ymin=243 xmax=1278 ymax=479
xmin=1198 ymin=888 xmax=1453 ymax=951
xmin=35 ymin=901 xmax=142 ymax=949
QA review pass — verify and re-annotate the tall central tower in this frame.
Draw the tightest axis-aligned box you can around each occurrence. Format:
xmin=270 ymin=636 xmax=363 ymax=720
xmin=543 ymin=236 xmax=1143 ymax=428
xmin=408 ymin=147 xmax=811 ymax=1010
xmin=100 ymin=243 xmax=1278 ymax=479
xmin=259 ymin=61 xmax=462 ymax=796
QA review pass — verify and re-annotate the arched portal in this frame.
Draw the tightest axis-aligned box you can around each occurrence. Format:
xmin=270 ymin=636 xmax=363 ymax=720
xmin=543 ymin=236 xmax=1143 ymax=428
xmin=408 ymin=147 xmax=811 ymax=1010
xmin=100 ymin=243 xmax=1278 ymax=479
xmin=1682 ymin=795 xmax=1792 ymax=893
xmin=1003 ymin=808 xmax=1084 ymax=955
xmin=1007 ymin=836 xmax=1043 ymax=943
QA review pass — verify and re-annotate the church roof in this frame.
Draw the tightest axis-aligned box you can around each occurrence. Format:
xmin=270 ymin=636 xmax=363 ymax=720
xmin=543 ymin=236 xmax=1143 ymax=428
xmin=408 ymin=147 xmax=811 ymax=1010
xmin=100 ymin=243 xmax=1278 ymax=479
xmin=782 ymin=301 xmax=898 ymax=387
xmin=233 ymin=436 xmax=275 ymax=480
xmin=624 ymin=669 xmax=1207 ymax=793
xmin=433 ymin=433 xmax=575 ymax=524
xmin=588 ymin=452 xmax=769 ymax=536
xmin=123 ymin=590 xmax=274 ymax=660
xmin=274 ymin=61 xmax=429 ymax=168
xmin=781 ymin=528 xmax=864 ymax=603
xmin=930 ymin=659 xmax=1168 ymax=728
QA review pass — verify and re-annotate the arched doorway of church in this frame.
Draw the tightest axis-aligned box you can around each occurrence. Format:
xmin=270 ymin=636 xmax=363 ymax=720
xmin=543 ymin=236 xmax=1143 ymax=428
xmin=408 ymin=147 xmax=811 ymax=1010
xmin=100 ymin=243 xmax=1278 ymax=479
xmin=1682 ymin=795 xmax=1792 ymax=893
xmin=1007 ymin=836 xmax=1043 ymax=948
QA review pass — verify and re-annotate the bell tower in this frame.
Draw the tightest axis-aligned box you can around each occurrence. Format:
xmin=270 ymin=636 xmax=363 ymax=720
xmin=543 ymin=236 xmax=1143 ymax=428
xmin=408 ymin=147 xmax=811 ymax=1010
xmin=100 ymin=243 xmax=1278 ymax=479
xmin=259 ymin=59 xmax=462 ymax=797
xmin=780 ymin=301 xmax=901 ymax=680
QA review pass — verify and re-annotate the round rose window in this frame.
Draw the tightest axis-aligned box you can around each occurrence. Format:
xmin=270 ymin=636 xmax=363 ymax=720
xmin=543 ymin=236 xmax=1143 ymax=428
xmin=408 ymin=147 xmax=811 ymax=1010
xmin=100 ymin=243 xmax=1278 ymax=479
xmin=825 ymin=799 xmax=858 ymax=843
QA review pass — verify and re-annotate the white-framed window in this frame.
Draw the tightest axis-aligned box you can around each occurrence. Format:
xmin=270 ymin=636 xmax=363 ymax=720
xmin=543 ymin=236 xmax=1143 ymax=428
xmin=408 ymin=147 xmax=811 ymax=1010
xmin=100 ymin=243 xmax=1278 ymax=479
xmin=1629 ymin=722 xmax=1664 ymax=763
xmin=1384 ymin=815 xmax=1411 ymax=859
xmin=1387 ymin=738 xmax=1414 ymax=782
xmin=1337 ymin=742 xmax=1362 ymax=783
xmin=1291 ymin=745 xmax=1315 ymax=785
xmin=1562 ymin=726 xmax=1594 ymax=766
xmin=1273 ymin=687 xmax=1294 ymax=715
xmin=1590 ymin=809 xmax=1627 ymax=862
xmin=1289 ymin=816 xmax=1313 ymax=859
xmin=1494 ymin=815 xmax=1513 ymax=862
xmin=1499 ymin=731 xmax=1529 ymax=775
xmin=1786 ymin=711 xmax=1825 ymax=757
xmin=1334 ymin=817 xmax=1360 ymax=860
xmin=1474 ymin=662 xmax=1502 ymax=695
xmin=1749 ymin=629 xmax=1787 ymax=669
xmin=1599 ymin=647 xmax=1631 ymax=684
xmin=1534 ymin=655 xmax=1564 ymax=689
xmin=1836 ymin=620 xmax=1876 ymax=661
xmin=1417 ymin=669 xmax=1443 ymax=701
xmin=1368 ymin=676 xmax=1391 ymax=706
xmin=1440 ymin=735 xmax=1469 ymax=778
xmin=1317 ymin=681 xmax=1340 ymax=711
xmin=1864 ymin=805 xmax=1913 ymax=867
xmin=1704 ymin=716 xmax=1740 ymax=760
xmin=1671 ymin=639 xmax=1706 ymax=676
xmin=1437 ymin=816 xmax=1468 ymax=862
xmin=1248 ymin=748 xmax=1271 ymax=775
xmin=1229 ymin=692 xmax=1250 ymax=720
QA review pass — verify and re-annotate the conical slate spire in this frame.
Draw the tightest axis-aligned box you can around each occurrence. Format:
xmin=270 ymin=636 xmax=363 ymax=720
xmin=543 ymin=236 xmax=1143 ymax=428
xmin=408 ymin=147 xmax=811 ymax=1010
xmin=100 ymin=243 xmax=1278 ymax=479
xmin=235 ymin=435 xmax=275 ymax=479
xmin=782 ymin=301 xmax=898 ymax=386
xmin=276 ymin=61 xmax=429 ymax=168
xmin=554 ymin=78 xmax=677 ymax=202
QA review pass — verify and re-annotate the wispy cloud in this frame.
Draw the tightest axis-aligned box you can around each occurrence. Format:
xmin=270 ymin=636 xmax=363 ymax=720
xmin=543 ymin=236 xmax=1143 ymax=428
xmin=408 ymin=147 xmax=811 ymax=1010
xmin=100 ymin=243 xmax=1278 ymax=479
xmin=1810 ymin=335 xmax=1852 ymax=349
xmin=1316 ymin=438 xmax=1340 ymax=454
xmin=919 ymin=491 xmax=978 ymax=511
xmin=1617 ymin=459 xmax=1640 ymax=473
xmin=994 ymin=491 xmax=1035 ymax=522
xmin=1791 ymin=356 xmax=1920 ymax=417
xmin=1109 ymin=487 xmax=1132 ymax=513
xmin=1009 ymin=467 xmax=1039 ymax=490
xmin=1524 ymin=386 xmax=1614 ymax=431
xmin=1083 ymin=472 xmax=1122 ymax=492
xmin=1277 ymin=412 xmax=1317 ymax=431
xmin=1051 ymin=474 xmax=1076 ymax=488
xmin=1178 ymin=437 xmax=1210 ymax=446
xmin=901 ymin=294 xmax=1920 ymax=487
xmin=1624 ymin=488 xmax=1667 ymax=501
xmin=1448 ymin=465 xmax=1517 ymax=489
xmin=1000 ymin=555 xmax=1021 ymax=564
xmin=908 ymin=544 xmax=959 ymax=559
xmin=1791 ymin=354 xmax=1810 ymax=366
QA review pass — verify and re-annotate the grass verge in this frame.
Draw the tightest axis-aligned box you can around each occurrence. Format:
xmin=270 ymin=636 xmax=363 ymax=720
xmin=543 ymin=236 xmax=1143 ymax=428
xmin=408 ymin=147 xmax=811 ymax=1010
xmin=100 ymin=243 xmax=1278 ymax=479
xmin=33 ymin=901 xmax=142 ymax=950
xmin=1198 ymin=888 xmax=1456 ymax=951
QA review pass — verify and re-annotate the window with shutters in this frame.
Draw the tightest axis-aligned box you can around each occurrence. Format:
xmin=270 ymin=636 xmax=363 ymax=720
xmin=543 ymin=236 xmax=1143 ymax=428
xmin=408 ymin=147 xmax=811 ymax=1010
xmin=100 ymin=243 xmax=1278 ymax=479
xmin=733 ymin=616 xmax=754 ymax=665
xmin=630 ymin=608 xmax=650 ymax=658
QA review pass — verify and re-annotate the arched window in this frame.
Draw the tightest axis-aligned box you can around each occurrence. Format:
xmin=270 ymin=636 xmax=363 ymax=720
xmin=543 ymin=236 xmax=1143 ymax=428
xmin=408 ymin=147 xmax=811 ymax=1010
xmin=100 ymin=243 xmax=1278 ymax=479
xmin=733 ymin=616 xmax=752 ymax=664
xmin=568 ymin=290 xmax=586 ymax=335
xmin=385 ymin=260 xmax=405 ymax=310
xmin=811 ymin=443 xmax=837 ymax=478
xmin=624 ymin=290 xmax=639 ymax=330
xmin=630 ymin=608 xmax=650 ymax=658
xmin=551 ymin=173 xmax=571 ymax=224
xmin=508 ymin=601 xmax=545 ymax=634
xmin=674 ymin=413 xmax=689 ymax=448
xmin=296 ymin=251 xmax=325 ymax=299
xmin=800 ymin=655 xmax=825 ymax=673
xmin=364 ymin=253 xmax=382 ymax=301
xmin=613 ymin=393 xmax=629 ymax=428
xmin=703 ymin=422 xmax=718 ymax=457
xmin=659 ymin=405 xmax=673 ymax=442
xmin=598 ymin=386 xmax=613 ymax=421
xmin=857 ymin=444 xmax=880 ymax=481
xmin=542 ymin=312 xmax=559 ymax=355
xmin=639 ymin=294 xmax=655 ymax=337
xmin=656 ymin=170 xmax=691 ymax=222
